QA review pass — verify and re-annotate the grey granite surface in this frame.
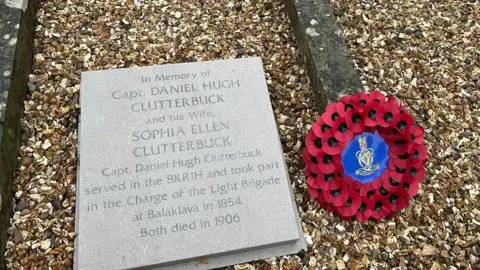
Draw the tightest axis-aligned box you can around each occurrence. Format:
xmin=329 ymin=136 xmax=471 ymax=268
xmin=75 ymin=58 xmax=306 ymax=270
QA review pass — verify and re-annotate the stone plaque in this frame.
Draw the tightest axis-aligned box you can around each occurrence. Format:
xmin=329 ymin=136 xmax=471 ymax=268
xmin=75 ymin=58 xmax=305 ymax=270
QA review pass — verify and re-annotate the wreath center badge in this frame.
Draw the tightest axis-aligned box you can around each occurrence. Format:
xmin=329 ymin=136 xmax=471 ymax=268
xmin=355 ymin=137 xmax=379 ymax=175
xmin=303 ymin=91 xmax=428 ymax=222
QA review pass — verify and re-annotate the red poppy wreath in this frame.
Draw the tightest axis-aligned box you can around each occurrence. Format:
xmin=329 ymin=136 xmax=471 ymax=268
xmin=303 ymin=91 xmax=428 ymax=222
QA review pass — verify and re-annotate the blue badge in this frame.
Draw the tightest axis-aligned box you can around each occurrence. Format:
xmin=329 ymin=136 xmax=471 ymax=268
xmin=341 ymin=132 xmax=389 ymax=184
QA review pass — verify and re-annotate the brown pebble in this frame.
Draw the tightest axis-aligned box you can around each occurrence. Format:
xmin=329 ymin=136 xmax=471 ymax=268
xmin=13 ymin=230 xmax=23 ymax=244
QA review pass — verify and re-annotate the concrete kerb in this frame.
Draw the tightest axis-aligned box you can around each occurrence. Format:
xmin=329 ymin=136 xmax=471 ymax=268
xmin=0 ymin=0 xmax=40 ymax=268
xmin=283 ymin=0 xmax=363 ymax=110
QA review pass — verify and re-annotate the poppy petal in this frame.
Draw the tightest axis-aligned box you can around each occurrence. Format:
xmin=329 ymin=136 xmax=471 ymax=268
xmin=306 ymin=132 xmax=322 ymax=156
xmin=345 ymin=110 xmax=366 ymax=134
xmin=371 ymin=194 xmax=391 ymax=220
xmin=335 ymin=102 xmax=346 ymax=117
xmin=316 ymin=151 xmax=337 ymax=174
xmin=392 ymin=113 xmax=414 ymax=134
xmin=321 ymin=132 xmax=343 ymax=155
xmin=369 ymin=90 xmax=386 ymax=103
xmin=337 ymin=190 xmax=362 ymax=217
xmin=324 ymin=182 xmax=349 ymax=207
xmin=356 ymin=196 xmax=375 ymax=222
xmin=307 ymin=176 xmax=321 ymax=189
xmin=332 ymin=118 xmax=354 ymax=142
xmin=377 ymin=103 xmax=400 ymax=127
xmin=311 ymin=122 xmax=324 ymax=138
xmin=364 ymin=101 xmax=382 ymax=127
xmin=315 ymin=172 xmax=342 ymax=191
xmin=386 ymin=189 xmax=409 ymax=212
xmin=307 ymin=186 xmax=319 ymax=198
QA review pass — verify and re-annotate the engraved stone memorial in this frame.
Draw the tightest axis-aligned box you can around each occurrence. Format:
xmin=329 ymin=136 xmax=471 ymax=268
xmin=75 ymin=58 xmax=305 ymax=270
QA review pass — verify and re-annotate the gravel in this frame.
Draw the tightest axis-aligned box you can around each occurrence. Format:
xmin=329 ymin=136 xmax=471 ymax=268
xmin=4 ymin=0 xmax=480 ymax=269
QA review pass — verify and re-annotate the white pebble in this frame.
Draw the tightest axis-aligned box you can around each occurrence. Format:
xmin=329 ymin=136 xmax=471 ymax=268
xmin=305 ymin=234 xmax=313 ymax=246
xmin=40 ymin=186 xmax=52 ymax=192
xmin=41 ymin=239 xmax=51 ymax=250
xmin=336 ymin=260 xmax=346 ymax=270
xmin=42 ymin=139 xmax=52 ymax=150
xmin=330 ymin=247 xmax=337 ymax=257
xmin=35 ymin=54 xmax=45 ymax=64
xmin=14 ymin=191 xmax=23 ymax=198
xmin=30 ymin=194 xmax=42 ymax=202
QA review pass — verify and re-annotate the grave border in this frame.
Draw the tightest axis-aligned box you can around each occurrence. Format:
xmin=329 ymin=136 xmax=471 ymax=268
xmin=0 ymin=1 xmax=40 ymax=269
xmin=283 ymin=0 xmax=363 ymax=109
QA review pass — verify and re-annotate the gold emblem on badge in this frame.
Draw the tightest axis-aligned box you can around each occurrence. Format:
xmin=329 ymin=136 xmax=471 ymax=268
xmin=355 ymin=136 xmax=380 ymax=176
